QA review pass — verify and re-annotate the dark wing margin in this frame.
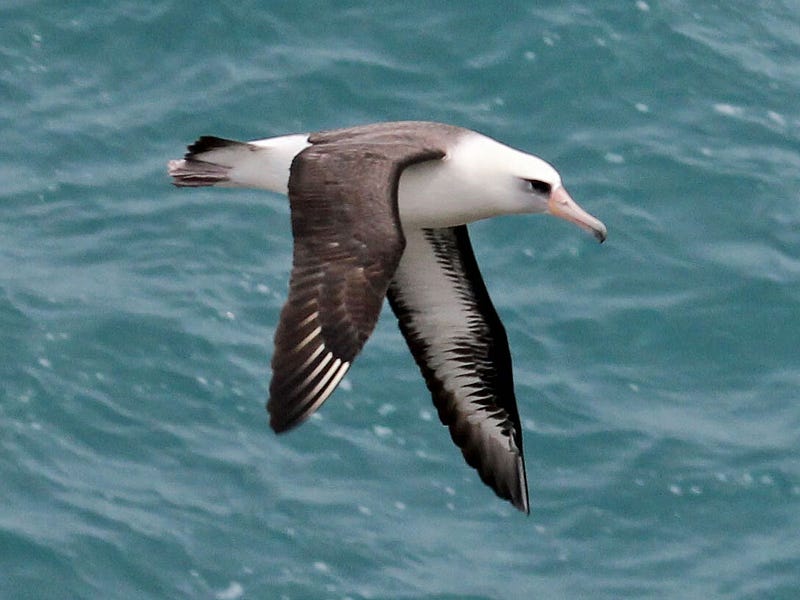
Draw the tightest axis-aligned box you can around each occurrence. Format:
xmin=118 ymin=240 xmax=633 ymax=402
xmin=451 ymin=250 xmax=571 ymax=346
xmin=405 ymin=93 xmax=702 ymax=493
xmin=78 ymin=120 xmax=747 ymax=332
xmin=267 ymin=138 xmax=446 ymax=433
xmin=387 ymin=226 xmax=530 ymax=513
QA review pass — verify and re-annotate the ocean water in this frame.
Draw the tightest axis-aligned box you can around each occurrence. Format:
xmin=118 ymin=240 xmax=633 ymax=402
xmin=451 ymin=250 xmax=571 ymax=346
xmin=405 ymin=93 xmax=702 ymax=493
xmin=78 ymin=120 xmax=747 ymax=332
xmin=2 ymin=1 xmax=799 ymax=598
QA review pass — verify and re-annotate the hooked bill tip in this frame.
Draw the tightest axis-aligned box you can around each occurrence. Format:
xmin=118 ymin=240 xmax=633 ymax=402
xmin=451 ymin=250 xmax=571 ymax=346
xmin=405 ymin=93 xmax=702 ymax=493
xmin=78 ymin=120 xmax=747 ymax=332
xmin=594 ymin=225 xmax=608 ymax=243
xmin=548 ymin=187 xmax=607 ymax=244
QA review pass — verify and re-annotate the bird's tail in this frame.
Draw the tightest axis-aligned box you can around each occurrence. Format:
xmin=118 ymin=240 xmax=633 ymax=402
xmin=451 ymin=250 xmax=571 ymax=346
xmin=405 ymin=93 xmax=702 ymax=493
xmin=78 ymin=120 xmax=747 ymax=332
xmin=167 ymin=136 xmax=248 ymax=187
xmin=169 ymin=132 xmax=310 ymax=192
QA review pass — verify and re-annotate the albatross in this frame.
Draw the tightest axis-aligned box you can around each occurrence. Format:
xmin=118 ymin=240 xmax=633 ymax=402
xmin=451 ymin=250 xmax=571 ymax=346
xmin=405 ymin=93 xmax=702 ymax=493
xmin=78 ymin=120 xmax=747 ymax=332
xmin=168 ymin=121 xmax=606 ymax=513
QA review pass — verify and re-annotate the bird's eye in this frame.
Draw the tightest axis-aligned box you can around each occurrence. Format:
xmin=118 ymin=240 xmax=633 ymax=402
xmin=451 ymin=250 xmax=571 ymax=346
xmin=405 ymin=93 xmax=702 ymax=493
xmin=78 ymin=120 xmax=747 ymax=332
xmin=527 ymin=179 xmax=552 ymax=195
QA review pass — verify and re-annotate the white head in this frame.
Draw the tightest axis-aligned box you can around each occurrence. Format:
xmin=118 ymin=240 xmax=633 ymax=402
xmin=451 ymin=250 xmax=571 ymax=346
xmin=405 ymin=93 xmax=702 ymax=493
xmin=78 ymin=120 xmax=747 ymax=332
xmin=458 ymin=132 xmax=607 ymax=241
xmin=397 ymin=129 xmax=607 ymax=241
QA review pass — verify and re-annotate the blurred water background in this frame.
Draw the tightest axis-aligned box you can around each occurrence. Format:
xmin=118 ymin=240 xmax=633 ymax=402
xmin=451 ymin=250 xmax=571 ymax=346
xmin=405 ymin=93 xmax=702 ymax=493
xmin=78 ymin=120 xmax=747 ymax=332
xmin=2 ymin=1 xmax=799 ymax=598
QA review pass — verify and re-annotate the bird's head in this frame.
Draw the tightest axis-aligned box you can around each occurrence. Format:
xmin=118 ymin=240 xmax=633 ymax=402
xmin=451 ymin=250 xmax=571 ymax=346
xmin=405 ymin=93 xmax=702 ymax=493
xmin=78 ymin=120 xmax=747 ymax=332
xmin=399 ymin=130 xmax=607 ymax=240
xmin=504 ymin=148 xmax=606 ymax=243
xmin=521 ymin=175 xmax=607 ymax=243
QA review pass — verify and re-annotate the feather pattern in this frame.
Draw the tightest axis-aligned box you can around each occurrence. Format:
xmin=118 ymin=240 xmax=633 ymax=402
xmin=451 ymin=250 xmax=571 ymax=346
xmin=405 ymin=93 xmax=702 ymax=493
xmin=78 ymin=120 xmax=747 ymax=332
xmin=267 ymin=133 xmax=446 ymax=432
xmin=387 ymin=226 xmax=529 ymax=512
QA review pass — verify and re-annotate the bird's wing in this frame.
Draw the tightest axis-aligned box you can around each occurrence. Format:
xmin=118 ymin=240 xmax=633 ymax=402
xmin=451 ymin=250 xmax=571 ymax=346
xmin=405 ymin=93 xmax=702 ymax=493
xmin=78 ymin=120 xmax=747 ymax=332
xmin=387 ymin=226 xmax=529 ymax=513
xmin=268 ymin=140 xmax=445 ymax=432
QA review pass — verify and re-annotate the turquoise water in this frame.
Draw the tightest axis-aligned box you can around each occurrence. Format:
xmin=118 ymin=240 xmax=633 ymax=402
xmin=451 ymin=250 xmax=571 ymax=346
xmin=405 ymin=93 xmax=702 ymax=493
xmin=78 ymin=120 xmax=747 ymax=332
xmin=2 ymin=1 xmax=799 ymax=598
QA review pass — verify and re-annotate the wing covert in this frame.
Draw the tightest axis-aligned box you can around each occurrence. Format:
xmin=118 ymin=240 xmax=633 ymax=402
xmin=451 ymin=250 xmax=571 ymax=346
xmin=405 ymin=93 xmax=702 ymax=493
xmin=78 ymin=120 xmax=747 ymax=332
xmin=268 ymin=138 xmax=445 ymax=432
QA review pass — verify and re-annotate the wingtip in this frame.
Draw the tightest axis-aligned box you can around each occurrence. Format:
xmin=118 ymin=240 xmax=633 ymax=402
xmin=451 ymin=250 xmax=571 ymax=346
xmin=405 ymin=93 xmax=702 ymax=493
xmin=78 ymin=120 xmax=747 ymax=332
xmin=268 ymin=417 xmax=290 ymax=434
xmin=506 ymin=473 xmax=530 ymax=514
xmin=267 ymin=402 xmax=301 ymax=434
xmin=515 ymin=494 xmax=531 ymax=515
xmin=516 ymin=455 xmax=530 ymax=514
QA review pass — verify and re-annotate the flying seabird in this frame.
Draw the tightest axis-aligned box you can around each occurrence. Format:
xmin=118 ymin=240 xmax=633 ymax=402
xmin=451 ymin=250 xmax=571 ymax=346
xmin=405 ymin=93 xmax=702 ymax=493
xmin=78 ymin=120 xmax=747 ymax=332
xmin=168 ymin=121 xmax=606 ymax=513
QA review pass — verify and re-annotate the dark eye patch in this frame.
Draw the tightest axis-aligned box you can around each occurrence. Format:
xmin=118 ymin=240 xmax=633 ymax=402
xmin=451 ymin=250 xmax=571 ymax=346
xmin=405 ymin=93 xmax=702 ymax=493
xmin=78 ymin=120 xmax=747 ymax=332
xmin=527 ymin=179 xmax=552 ymax=195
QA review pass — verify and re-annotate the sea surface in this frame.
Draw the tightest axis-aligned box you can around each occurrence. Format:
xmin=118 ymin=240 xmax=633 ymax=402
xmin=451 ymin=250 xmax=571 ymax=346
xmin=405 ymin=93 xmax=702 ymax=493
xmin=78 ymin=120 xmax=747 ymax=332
xmin=2 ymin=1 xmax=799 ymax=598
